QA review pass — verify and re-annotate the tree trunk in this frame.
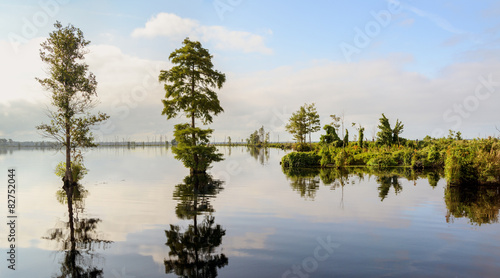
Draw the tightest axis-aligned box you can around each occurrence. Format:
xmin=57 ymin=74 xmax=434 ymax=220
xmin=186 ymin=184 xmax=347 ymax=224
xmin=191 ymin=70 xmax=199 ymax=173
xmin=64 ymin=120 xmax=73 ymax=188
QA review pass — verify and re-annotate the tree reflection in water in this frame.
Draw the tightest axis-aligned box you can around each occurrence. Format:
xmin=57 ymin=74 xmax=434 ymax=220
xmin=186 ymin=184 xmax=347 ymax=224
xmin=445 ymin=185 xmax=500 ymax=225
xmin=165 ymin=173 xmax=228 ymax=277
xmin=282 ymin=167 xmax=321 ymax=200
xmin=44 ymin=181 xmax=111 ymax=277
xmin=376 ymin=175 xmax=403 ymax=201
xmin=247 ymin=146 xmax=269 ymax=165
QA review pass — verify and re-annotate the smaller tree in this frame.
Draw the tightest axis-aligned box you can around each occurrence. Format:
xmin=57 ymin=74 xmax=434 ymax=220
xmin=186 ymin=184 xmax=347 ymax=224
xmin=343 ymin=129 xmax=349 ymax=147
xmin=358 ymin=127 xmax=365 ymax=148
xmin=392 ymin=119 xmax=404 ymax=144
xmin=285 ymin=106 xmax=308 ymax=144
xmin=306 ymin=103 xmax=321 ymax=145
xmin=320 ymin=124 xmax=342 ymax=146
xmin=330 ymin=114 xmax=341 ymax=133
xmin=352 ymin=123 xmax=365 ymax=148
xmin=376 ymin=114 xmax=404 ymax=146
xmin=36 ymin=21 xmax=108 ymax=188
xmin=286 ymin=103 xmax=320 ymax=145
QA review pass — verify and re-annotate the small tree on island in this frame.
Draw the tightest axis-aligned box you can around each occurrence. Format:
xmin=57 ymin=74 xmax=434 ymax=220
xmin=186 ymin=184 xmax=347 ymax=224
xmin=305 ymin=103 xmax=321 ymax=145
xmin=286 ymin=106 xmax=307 ymax=144
xmin=376 ymin=113 xmax=404 ymax=146
xmin=36 ymin=22 xmax=109 ymax=189
xmin=159 ymin=38 xmax=225 ymax=173
xmin=286 ymin=103 xmax=320 ymax=147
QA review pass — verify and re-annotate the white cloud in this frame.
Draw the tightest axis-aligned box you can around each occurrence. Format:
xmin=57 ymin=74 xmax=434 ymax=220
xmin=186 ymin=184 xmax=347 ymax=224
xmin=0 ymin=37 xmax=47 ymax=104
xmin=213 ymin=53 xmax=500 ymax=141
xmin=131 ymin=13 xmax=198 ymax=39
xmin=131 ymin=12 xmax=272 ymax=54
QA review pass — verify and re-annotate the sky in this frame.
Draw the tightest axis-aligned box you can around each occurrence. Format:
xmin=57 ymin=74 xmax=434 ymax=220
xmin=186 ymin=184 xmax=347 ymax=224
xmin=1 ymin=0 xmax=500 ymax=142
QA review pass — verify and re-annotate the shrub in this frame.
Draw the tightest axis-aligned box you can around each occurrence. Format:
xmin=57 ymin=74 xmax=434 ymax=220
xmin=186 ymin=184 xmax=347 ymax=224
xmin=55 ymin=161 xmax=87 ymax=182
xmin=444 ymin=146 xmax=478 ymax=186
xmin=281 ymin=151 xmax=321 ymax=168
xmin=367 ymin=154 xmax=397 ymax=167
xmin=293 ymin=143 xmax=312 ymax=152
xmin=319 ymin=145 xmax=334 ymax=167
xmin=334 ymin=150 xmax=349 ymax=168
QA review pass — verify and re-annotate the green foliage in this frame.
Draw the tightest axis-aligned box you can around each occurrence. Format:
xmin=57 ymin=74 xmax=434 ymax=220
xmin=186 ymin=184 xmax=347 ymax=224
xmin=474 ymin=140 xmax=500 ymax=183
xmin=286 ymin=106 xmax=307 ymax=144
xmin=159 ymin=38 xmax=225 ymax=172
xmin=367 ymin=154 xmax=397 ymax=167
xmin=334 ymin=150 xmax=350 ymax=167
xmin=445 ymin=185 xmax=500 ymax=225
xmin=36 ymin=21 xmax=108 ymax=183
xmin=445 ymin=146 xmax=478 ymax=186
xmin=286 ymin=103 xmax=320 ymax=144
xmin=247 ymin=126 xmax=269 ymax=146
xmin=292 ymin=143 xmax=312 ymax=152
xmin=55 ymin=161 xmax=88 ymax=182
xmin=320 ymin=124 xmax=341 ymax=146
xmin=172 ymin=124 xmax=223 ymax=173
xmin=319 ymin=145 xmax=334 ymax=167
xmin=305 ymin=103 xmax=321 ymax=144
xmin=159 ymin=38 xmax=225 ymax=125
xmin=376 ymin=114 xmax=404 ymax=146
xmin=281 ymin=151 xmax=321 ymax=168
xmin=358 ymin=126 xmax=365 ymax=148
xmin=343 ymin=129 xmax=349 ymax=147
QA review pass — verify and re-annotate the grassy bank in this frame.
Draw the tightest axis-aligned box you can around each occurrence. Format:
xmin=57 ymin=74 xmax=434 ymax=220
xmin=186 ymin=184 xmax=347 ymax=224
xmin=281 ymin=138 xmax=500 ymax=186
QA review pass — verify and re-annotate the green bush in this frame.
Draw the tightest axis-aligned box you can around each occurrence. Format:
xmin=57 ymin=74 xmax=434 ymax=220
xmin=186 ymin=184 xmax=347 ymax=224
xmin=319 ymin=145 xmax=334 ymax=167
xmin=281 ymin=151 xmax=321 ymax=168
xmin=334 ymin=150 xmax=349 ymax=168
xmin=55 ymin=161 xmax=87 ymax=182
xmin=367 ymin=154 xmax=397 ymax=167
xmin=445 ymin=146 xmax=478 ymax=186
xmin=293 ymin=143 xmax=312 ymax=152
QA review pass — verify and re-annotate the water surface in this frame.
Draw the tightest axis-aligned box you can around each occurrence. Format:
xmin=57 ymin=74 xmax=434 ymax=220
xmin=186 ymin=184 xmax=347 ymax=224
xmin=1 ymin=146 xmax=499 ymax=277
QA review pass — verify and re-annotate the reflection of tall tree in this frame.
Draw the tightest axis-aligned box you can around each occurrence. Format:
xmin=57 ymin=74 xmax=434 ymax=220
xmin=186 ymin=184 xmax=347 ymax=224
xmin=319 ymin=168 xmax=354 ymax=209
xmin=44 ymin=181 xmax=111 ymax=277
xmin=166 ymin=174 xmax=228 ymax=277
xmin=247 ymin=146 xmax=269 ymax=165
xmin=165 ymin=216 xmax=228 ymax=277
xmin=445 ymin=185 xmax=500 ymax=225
xmin=173 ymin=174 xmax=224 ymax=220
xmin=282 ymin=167 xmax=320 ymax=200
xmin=376 ymin=175 xmax=402 ymax=201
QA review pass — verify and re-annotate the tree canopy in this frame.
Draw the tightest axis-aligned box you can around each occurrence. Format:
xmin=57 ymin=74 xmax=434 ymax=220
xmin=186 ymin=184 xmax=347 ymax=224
xmin=159 ymin=38 xmax=225 ymax=173
xmin=159 ymin=38 xmax=225 ymax=126
xmin=376 ymin=113 xmax=404 ymax=146
xmin=286 ymin=103 xmax=320 ymax=145
xmin=36 ymin=21 xmax=108 ymax=186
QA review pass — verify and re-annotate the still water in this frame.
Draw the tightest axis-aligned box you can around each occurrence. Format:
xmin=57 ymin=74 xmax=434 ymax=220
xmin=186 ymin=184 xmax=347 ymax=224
xmin=1 ymin=146 xmax=500 ymax=277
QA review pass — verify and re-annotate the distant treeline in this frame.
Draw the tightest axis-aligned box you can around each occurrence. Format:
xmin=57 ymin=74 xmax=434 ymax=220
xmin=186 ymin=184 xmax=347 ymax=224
xmin=0 ymin=138 xmax=59 ymax=148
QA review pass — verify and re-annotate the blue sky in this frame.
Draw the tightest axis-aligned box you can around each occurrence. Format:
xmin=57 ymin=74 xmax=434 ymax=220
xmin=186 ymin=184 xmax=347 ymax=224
xmin=1 ymin=0 xmax=500 ymax=142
